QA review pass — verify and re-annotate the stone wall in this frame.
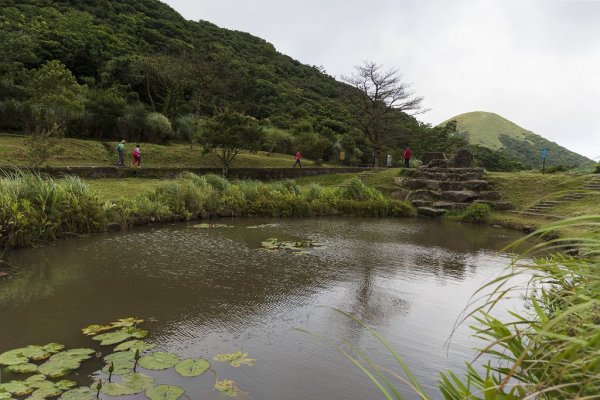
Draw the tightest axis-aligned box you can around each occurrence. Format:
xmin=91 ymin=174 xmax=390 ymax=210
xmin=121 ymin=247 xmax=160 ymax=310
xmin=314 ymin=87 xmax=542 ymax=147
xmin=0 ymin=166 xmax=370 ymax=180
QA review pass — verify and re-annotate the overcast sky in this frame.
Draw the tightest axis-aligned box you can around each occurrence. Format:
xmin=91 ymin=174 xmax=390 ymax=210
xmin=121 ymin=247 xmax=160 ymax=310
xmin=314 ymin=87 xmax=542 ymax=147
xmin=163 ymin=0 xmax=600 ymax=160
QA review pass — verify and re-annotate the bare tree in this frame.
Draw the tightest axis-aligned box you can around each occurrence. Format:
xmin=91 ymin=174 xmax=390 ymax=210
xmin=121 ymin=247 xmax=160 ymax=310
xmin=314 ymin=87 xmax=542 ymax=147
xmin=342 ymin=61 xmax=427 ymax=166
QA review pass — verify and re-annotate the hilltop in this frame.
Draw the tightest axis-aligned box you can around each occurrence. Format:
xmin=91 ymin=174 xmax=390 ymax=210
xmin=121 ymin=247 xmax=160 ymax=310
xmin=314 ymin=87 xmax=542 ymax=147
xmin=440 ymin=112 xmax=591 ymax=169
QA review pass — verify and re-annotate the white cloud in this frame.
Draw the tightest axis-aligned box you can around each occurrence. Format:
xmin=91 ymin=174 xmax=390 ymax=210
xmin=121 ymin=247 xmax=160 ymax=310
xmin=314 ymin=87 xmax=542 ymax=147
xmin=164 ymin=0 xmax=600 ymax=160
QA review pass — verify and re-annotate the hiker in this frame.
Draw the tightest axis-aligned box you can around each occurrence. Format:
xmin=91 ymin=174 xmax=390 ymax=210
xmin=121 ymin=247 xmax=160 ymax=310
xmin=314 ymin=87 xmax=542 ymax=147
xmin=131 ymin=145 xmax=141 ymax=167
xmin=293 ymin=149 xmax=302 ymax=168
xmin=403 ymin=147 xmax=411 ymax=168
xmin=115 ymin=140 xmax=126 ymax=166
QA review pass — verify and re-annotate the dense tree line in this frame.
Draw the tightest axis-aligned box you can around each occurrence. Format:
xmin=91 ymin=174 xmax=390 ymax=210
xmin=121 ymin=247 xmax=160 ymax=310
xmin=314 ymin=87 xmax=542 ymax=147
xmin=0 ymin=0 xmax=521 ymax=170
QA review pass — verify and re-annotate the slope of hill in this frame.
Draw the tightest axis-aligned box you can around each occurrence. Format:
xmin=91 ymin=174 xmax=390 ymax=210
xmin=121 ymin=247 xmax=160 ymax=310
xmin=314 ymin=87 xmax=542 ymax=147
xmin=440 ymin=112 xmax=591 ymax=169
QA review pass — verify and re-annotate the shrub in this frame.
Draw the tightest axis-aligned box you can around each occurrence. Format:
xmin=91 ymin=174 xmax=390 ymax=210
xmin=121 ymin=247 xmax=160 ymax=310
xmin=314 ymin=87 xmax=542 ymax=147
xmin=460 ymin=202 xmax=492 ymax=223
xmin=204 ymin=173 xmax=231 ymax=191
xmin=594 ymin=164 xmax=600 ymax=174
xmin=145 ymin=112 xmax=174 ymax=143
xmin=342 ymin=178 xmax=384 ymax=201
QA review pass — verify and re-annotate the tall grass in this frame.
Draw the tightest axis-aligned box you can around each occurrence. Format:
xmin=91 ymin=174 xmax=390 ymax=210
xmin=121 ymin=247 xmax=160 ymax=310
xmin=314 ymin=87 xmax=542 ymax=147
xmin=439 ymin=215 xmax=600 ymax=399
xmin=0 ymin=171 xmax=105 ymax=248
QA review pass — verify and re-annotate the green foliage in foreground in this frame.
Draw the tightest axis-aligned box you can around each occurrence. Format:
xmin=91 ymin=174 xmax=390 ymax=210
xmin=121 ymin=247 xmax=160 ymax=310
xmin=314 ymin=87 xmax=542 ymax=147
xmin=0 ymin=171 xmax=105 ymax=248
xmin=0 ymin=172 xmax=415 ymax=249
xmin=459 ymin=203 xmax=492 ymax=224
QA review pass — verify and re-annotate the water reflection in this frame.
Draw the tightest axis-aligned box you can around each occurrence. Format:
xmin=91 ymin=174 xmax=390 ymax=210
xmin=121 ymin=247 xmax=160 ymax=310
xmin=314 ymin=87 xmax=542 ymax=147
xmin=0 ymin=218 xmax=524 ymax=400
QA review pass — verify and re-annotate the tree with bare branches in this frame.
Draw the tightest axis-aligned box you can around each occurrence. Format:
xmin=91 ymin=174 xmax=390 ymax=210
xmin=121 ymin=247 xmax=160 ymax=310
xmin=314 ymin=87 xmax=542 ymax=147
xmin=342 ymin=61 xmax=426 ymax=166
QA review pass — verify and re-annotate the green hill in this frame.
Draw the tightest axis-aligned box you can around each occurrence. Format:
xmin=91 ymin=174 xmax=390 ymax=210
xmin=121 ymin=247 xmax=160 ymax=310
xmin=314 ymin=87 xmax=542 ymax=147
xmin=440 ymin=111 xmax=591 ymax=169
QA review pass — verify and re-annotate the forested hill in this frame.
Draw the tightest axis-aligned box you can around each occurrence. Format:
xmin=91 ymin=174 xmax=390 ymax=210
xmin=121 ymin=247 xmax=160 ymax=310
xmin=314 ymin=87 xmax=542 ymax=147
xmin=1 ymin=0 xmax=520 ymax=169
xmin=441 ymin=112 xmax=591 ymax=169
xmin=2 ymin=0 xmax=385 ymax=159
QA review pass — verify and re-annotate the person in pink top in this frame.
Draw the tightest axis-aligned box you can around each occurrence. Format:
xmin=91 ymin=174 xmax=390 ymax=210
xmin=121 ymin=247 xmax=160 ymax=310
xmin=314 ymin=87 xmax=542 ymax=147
xmin=131 ymin=145 xmax=141 ymax=167
xmin=403 ymin=147 xmax=411 ymax=168
xmin=293 ymin=149 xmax=302 ymax=168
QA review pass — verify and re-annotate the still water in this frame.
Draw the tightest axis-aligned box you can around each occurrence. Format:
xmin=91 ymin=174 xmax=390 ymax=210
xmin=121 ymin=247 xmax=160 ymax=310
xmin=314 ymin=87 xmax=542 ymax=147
xmin=0 ymin=218 xmax=525 ymax=399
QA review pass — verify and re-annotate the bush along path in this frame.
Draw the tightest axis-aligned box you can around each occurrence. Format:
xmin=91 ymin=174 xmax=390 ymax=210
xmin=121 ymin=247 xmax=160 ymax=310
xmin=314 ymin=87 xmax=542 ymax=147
xmin=0 ymin=172 xmax=415 ymax=250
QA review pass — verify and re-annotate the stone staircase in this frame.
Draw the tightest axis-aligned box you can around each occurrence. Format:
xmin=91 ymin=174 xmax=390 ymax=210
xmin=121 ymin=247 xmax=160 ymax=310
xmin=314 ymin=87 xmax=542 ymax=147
xmin=513 ymin=174 xmax=600 ymax=220
xmin=394 ymin=166 xmax=510 ymax=217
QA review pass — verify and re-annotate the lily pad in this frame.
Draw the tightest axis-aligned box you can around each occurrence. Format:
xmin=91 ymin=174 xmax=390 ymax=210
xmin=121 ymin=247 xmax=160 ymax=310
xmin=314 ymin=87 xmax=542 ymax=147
xmin=20 ymin=345 xmax=52 ymax=361
xmin=145 ymin=385 xmax=184 ymax=400
xmin=260 ymin=238 xmax=323 ymax=252
xmin=139 ymin=352 xmax=179 ymax=370
xmin=101 ymin=359 xmax=135 ymax=375
xmin=213 ymin=351 xmax=255 ymax=367
xmin=7 ymin=362 xmax=38 ymax=373
xmin=0 ymin=350 xmax=29 ymax=366
xmin=30 ymin=385 xmax=63 ymax=398
xmin=0 ymin=381 xmax=32 ymax=396
xmin=25 ymin=375 xmax=47 ymax=384
xmin=114 ymin=340 xmax=155 ymax=353
xmin=42 ymin=343 xmax=65 ymax=354
xmin=192 ymin=223 xmax=233 ymax=229
xmin=82 ymin=317 xmax=144 ymax=336
xmin=104 ymin=351 xmax=135 ymax=363
xmin=174 ymin=358 xmax=210 ymax=377
xmin=49 ymin=348 xmax=95 ymax=363
xmin=93 ymin=373 xmax=153 ymax=397
xmin=38 ymin=359 xmax=79 ymax=378
xmin=0 ymin=392 xmax=13 ymax=400
xmin=92 ymin=327 xmax=148 ymax=345
xmin=215 ymin=379 xmax=238 ymax=397
xmin=58 ymin=387 xmax=95 ymax=400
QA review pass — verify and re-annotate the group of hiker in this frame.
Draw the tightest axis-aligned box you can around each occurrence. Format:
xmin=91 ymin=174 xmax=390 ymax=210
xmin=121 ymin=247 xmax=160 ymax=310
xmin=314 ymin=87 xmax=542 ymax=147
xmin=112 ymin=142 xmax=410 ymax=168
xmin=114 ymin=140 xmax=141 ymax=167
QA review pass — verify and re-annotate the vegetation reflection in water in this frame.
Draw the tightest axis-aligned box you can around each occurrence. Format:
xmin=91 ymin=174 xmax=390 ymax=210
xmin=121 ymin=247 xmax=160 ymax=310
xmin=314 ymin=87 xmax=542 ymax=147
xmin=0 ymin=318 xmax=255 ymax=399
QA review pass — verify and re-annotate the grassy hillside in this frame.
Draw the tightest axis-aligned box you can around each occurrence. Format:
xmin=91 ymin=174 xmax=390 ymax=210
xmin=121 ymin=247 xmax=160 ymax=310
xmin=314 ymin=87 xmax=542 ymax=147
xmin=0 ymin=134 xmax=325 ymax=168
xmin=441 ymin=111 xmax=591 ymax=169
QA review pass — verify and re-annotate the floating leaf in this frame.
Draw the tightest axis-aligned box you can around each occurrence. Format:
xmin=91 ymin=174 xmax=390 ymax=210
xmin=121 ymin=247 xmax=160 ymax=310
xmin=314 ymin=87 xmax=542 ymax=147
xmin=175 ymin=358 xmax=210 ymax=377
xmin=110 ymin=317 xmax=144 ymax=328
xmin=120 ymin=373 xmax=154 ymax=392
xmin=145 ymin=385 xmax=184 ymax=400
xmin=246 ymin=223 xmax=278 ymax=229
xmin=0 ymin=392 xmax=13 ymax=400
xmin=25 ymin=375 xmax=47 ymax=384
xmin=260 ymin=238 xmax=323 ymax=252
xmin=215 ymin=379 xmax=238 ymax=397
xmin=38 ymin=359 xmax=79 ymax=378
xmin=20 ymin=345 xmax=51 ymax=361
xmin=139 ymin=352 xmax=179 ymax=370
xmin=42 ymin=343 xmax=65 ymax=354
xmin=92 ymin=327 xmax=148 ymax=345
xmin=7 ymin=362 xmax=37 ymax=373
xmin=50 ymin=348 xmax=95 ymax=363
xmin=104 ymin=351 xmax=135 ymax=363
xmin=81 ymin=324 xmax=113 ymax=336
xmin=213 ymin=351 xmax=255 ymax=367
xmin=82 ymin=318 xmax=144 ymax=336
xmin=192 ymin=223 xmax=233 ymax=229
xmin=30 ymin=385 xmax=63 ymax=398
xmin=59 ymin=387 xmax=95 ymax=400
xmin=114 ymin=340 xmax=155 ymax=353
xmin=0 ymin=350 xmax=29 ymax=365
xmin=101 ymin=359 xmax=134 ymax=375
xmin=0 ymin=381 xmax=32 ymax=396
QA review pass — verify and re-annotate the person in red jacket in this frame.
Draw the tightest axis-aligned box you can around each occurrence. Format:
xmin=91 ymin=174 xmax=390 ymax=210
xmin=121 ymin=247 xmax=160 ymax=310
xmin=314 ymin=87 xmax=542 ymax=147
xmin=293 ymin=149 xmax=302 ymax=168
xmin=403 ymin=147 xmax=411 ymax=168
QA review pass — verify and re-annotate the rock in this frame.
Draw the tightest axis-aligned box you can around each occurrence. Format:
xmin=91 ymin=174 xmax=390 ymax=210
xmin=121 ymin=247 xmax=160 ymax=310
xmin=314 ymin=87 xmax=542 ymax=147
xmin=418 ymin=207 xmax=447 ymax=217
xmin=421 ymin=152 xmax=447 ymax=165
xmin=406 ymin=179 xmax=441 ymax=190
xmin=410 ymin=189 xmax=442 ymax=201
xmin=390 ymin=189 xmax=411 ymax=200
xmin=441 ymin=190 xmax=479 ymax=202
xmin=440 ymin=180 xmax=490 ymax=191
xmin=432 ymin=201 xmax=469 ymax=210
xmin=448 ymin=149 xmax=473 ymax=168
xmin=428 ymin=158 xmax=449 ymax=168
xmin=473 ymin=200 xmax=512 ymax=210
xmin=411 ymin=199 xmax=433 ymax=207
xmin=478 ymin=191 xmax=501 ymax=200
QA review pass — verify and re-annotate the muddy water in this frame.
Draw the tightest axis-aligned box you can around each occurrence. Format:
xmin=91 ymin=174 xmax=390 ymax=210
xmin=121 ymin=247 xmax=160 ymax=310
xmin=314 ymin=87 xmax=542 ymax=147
xmin=0 ymin=218 xmax=525 ymax=399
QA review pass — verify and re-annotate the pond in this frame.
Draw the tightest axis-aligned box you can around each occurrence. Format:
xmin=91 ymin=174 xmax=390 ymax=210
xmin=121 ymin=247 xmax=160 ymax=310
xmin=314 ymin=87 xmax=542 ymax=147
xmin=0 ymin=218 xmax=526 ymax=399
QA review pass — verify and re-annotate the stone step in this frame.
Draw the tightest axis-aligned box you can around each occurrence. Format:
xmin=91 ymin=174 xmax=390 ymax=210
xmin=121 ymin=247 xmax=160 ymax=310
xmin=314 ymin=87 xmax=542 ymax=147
xmin=432 ymin=201 xmax=469 ymax=211
xmin=440 ymin=180 xmax=491 ymax=191
xmin=417 ymin=206 xmax=447 ymax=217
xmin=410 ymin=189 xmax=442 ymax=201
xmin=509 ymin=211 xmax=565 ymax=220
xmin=441 ymin=190 xmax=479 ymax=203
xmin=410 ymin=171 xmax=484 ymax=182
xmin=473 ymin=200 xmax=512 ymax=210
xmin=411 ymin=199 xmax=433 ymax=208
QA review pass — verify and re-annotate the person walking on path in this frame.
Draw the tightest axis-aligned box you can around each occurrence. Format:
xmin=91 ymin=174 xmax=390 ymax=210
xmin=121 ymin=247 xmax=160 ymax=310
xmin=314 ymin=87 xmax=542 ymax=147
xmin=131 ymin=144 xmax=141 ymax=167
xmin=293 ymin=149 xmax=302 ymax=168
xmin=114 ymin=140 xmax=126 ymax=166
xmin=403 ymin=147 xmax=411 ymax=168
